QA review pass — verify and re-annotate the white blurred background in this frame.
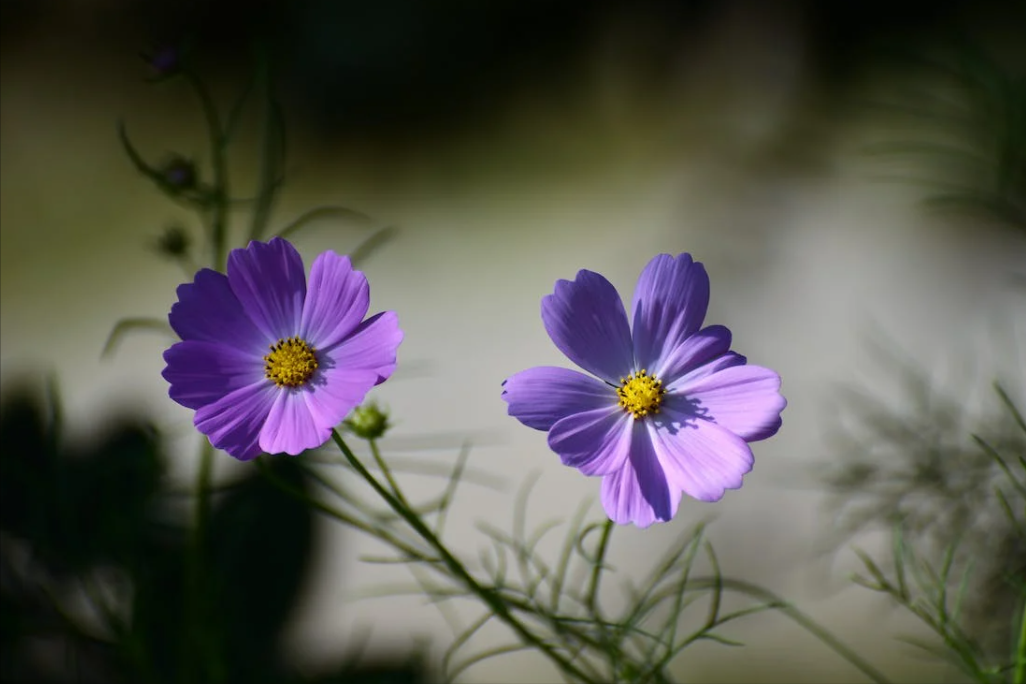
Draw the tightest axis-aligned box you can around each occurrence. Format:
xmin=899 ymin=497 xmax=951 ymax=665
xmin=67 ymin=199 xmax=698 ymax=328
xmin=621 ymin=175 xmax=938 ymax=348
xmin=2 ymin=1 xmax=1024 ymax=681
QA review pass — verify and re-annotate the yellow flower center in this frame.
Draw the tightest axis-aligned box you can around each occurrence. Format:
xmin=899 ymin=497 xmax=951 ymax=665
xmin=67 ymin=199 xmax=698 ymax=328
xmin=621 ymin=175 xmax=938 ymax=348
xmin=617 ymin=369 xmax=665 ymax=419
xmin=264 ymin=336 xmax=318 ymax=388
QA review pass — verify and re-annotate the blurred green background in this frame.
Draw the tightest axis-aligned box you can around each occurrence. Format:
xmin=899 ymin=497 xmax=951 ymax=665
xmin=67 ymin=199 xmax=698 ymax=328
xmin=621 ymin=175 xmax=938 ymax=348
xmin=1 ymin=0 xmax=1024 ymax=682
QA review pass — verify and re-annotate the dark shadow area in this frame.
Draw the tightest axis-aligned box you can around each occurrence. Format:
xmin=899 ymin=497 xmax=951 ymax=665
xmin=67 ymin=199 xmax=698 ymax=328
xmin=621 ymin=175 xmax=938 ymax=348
xmin=0 ymin=381 xmax=429 ymax=683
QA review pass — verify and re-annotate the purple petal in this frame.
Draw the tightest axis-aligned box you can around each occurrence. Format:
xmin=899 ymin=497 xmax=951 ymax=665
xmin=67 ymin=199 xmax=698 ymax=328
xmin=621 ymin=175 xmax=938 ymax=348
xmin=667 ymin=351 xmax=747 ymax=392
xmin=302 ymin=367 xmax=382 ymax=437
xmin=631 ymin=254 xmax=710 ymax=375
xmin=648 ymin=403 xmax=755 ymax=502
xmin=259 ymin=390 xmax=326 ymax=455
xmin=168 ymin=269 xmax=265 ymax=352
xmin=324 ymin=311 xmax=402 ymax=383
xmin=194 ymin=381 xmax=278 ymax=461
xmin=654 ymin=325 xmax=732 ymax=386
xmin=300 ymin=251 xmax=370 ymax=349
xmin=599 ymin=422 xmax=677 ymax=527
xmin=502 ymin=366 xmax=616 ymax=431
xmin=674 ymin=365 xmax=786 ymax=442
xmin=227 ymin=238 xmax=306 ymax=341
xmin=547 ymin=406 xmax=631 ymax=476
xmin=541 ymin=270 xmax=634 ymax=384
xmin=162 ymin=341 xmax=264 ymax=410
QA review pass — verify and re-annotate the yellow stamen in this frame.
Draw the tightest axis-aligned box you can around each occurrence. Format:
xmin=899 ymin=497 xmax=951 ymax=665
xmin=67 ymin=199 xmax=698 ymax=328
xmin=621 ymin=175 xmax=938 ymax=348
xmin=617 ymin=369 xmax=665 ymax=419
xmin=264 ymin=336 xmax=318 ymax=388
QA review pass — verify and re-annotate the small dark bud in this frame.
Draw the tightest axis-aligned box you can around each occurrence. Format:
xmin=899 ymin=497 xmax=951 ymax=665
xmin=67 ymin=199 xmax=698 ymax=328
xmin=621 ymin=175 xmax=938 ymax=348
xmin=155 ymin=225 xmax=191 ymax=259
xmin=160 ymin=156 xmax=197 ymax=190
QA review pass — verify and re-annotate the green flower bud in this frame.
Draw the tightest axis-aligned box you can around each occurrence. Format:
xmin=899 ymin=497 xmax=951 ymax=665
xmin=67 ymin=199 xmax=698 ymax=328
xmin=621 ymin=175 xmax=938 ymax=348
xmin=344 ymin=402 xmax=390 ymax=440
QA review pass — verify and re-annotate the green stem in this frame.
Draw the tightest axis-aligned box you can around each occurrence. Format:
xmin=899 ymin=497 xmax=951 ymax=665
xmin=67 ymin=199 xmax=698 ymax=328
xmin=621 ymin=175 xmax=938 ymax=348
xmin=255 ymin=458 xmax=438 ymax=563
xmin=368 ymin=438 xmax=409 ymax=508
xmin=183 ymin=439 xmax=216 ymax=684
xmin=694 ymin=576 xmax=893 ymax=684
xmin=1014 ymin=595 xmax=1026 ymax=684
xmin=331 ymin=430 xmax=598 ymax=683
xmin=185 ymin=70 xmax=229 ymax=270
xmin=586 ymin=520 xmax=614 ymax=616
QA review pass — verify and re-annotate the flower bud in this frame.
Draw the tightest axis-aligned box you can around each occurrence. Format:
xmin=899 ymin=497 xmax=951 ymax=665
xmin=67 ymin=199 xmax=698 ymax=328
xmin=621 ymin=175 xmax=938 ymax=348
xmin=155 ymin=225 xmax=191 ymax=260
xmin=344 ymin=402 xmax=390 ymax=440
xmin=160 ymin=155 xmax=197 ymax=190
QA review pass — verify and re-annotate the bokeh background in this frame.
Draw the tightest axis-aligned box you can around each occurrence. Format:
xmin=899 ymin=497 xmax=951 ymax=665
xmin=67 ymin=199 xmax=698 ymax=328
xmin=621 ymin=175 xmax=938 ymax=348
xmin=2 ymin=0 xmax=1025 ymax=682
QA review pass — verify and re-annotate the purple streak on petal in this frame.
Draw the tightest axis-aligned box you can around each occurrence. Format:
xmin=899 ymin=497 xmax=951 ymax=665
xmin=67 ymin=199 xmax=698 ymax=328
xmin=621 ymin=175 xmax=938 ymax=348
xmin=259 ymin=390 xmax=325 ymax=455
xmin=541 ymin=270 xmax=634 ymax=384
xmin=653 ymin=324 xmax=732 ymax=386
xmin=666 ymin=351 xmax=747 ymax=392
xmin=227 ymin=238 xmax=306 ymax=341
xmin=162 ymin=341 xmax=264 ymax=410
xmin=323 ymin=311 xmax=402 ymax=384
xmin=599 ymin=422 xmax=676 ymax=527
xmin=502 ymin=366 xmax=616 ymax=431
xmin=648 ymin=401 xmax=754 ymax=502
xmin=674 ymin=365 xmax=786 ymax=442
xmin=300 ymin=251 xmax=370 ymax=349
xmin=547 ymin=406 xmax=631 ymax=476
xmin=194 ymin=381 xmax=278 ymax=461
xmin=631 ymin=254 xmax=710 ymax=376
xmin=168 ymin=269 xmax=265 ymax=352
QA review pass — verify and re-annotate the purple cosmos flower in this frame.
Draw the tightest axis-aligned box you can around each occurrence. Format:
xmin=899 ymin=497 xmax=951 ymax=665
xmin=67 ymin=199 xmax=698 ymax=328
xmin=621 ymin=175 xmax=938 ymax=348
xmin=163 ymin=237 xmax=402 ymax=460
xmin=502 ymin=254 xmax=785 ymax=528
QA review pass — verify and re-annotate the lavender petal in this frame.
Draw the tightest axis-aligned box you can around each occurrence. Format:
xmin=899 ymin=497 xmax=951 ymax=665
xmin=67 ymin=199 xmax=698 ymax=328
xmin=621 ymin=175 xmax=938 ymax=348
xmin=502 ymin=366 xmax=616 ymax=431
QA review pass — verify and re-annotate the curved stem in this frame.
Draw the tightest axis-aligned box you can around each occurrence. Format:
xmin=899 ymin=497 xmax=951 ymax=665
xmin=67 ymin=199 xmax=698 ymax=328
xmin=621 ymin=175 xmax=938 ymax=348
xmin=331 ymin=430 xmax=598 ymax=683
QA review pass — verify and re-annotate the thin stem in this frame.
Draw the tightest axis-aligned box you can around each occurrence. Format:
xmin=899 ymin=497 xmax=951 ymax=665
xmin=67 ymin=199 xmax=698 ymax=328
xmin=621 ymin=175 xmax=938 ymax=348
xmin=331 ymin=430 xmax=598 ymax=683
xmin=692 ymin=576 xmax=893 ymax=684
xmin=255 ymin=458 xmax=434 ymax=563
xmin=248 ymin=45 xmax=282 ymax=242
xmin=184 ymin=439 xmax=216 ymax=684
xmin=368 ymin=438 xmax=410 ymax=508
xmin=185 ymin=70 xmax=229 ymax=269
xmin=586 ymin=520 xmax=614 ymax=616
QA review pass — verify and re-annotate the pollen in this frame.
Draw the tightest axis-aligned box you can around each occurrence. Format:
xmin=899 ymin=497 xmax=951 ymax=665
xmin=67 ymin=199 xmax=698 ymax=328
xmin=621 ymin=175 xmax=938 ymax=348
xmin=264 ymin=336 xmax=318 ymax=388
xmin=617 ymin=369 xmax=665 ymax=419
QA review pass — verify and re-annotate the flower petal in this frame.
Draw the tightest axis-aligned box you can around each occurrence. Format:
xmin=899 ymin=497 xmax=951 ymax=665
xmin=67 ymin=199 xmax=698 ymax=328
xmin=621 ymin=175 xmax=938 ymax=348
xmin=674 ymin=364 xmax=786 ymax=442
xmin=548 ymin=405 xmax=631 ymax=476
xmin=303 ymin=367 xmax=381 ymax=437
xmin=324 ymin=311 xmax=402 ymax=383
xmin=648 ymin=401 xmax=755 ymax=502
xmin=227 ymin=238 xmax=306 ymax=341
xmin=631 ymin=254 xmax=710 ymax=376
xmin=599 ymin=422 xmax=677 ymax=527
xmin=168 ymin=268 xmax=265 ymax=352
xmin=654 ymin=324 xmax=732 ymax=386
xmin=502 ymin=366 xmax=616 ymax=431
xmin=667 ymin=351 xmax=747 ymax=392
xmin=541 ymin=270 xmax=634 ymax=384
xmin=300 ymin=251 xmax=370 ymax=349
xmin=194 ymin=381 xmax=278 ymax=461
xmin=162 ymin=341 xmax=265 ymax=410
xmin=259 ymin=390 xmax=324 ymax=455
